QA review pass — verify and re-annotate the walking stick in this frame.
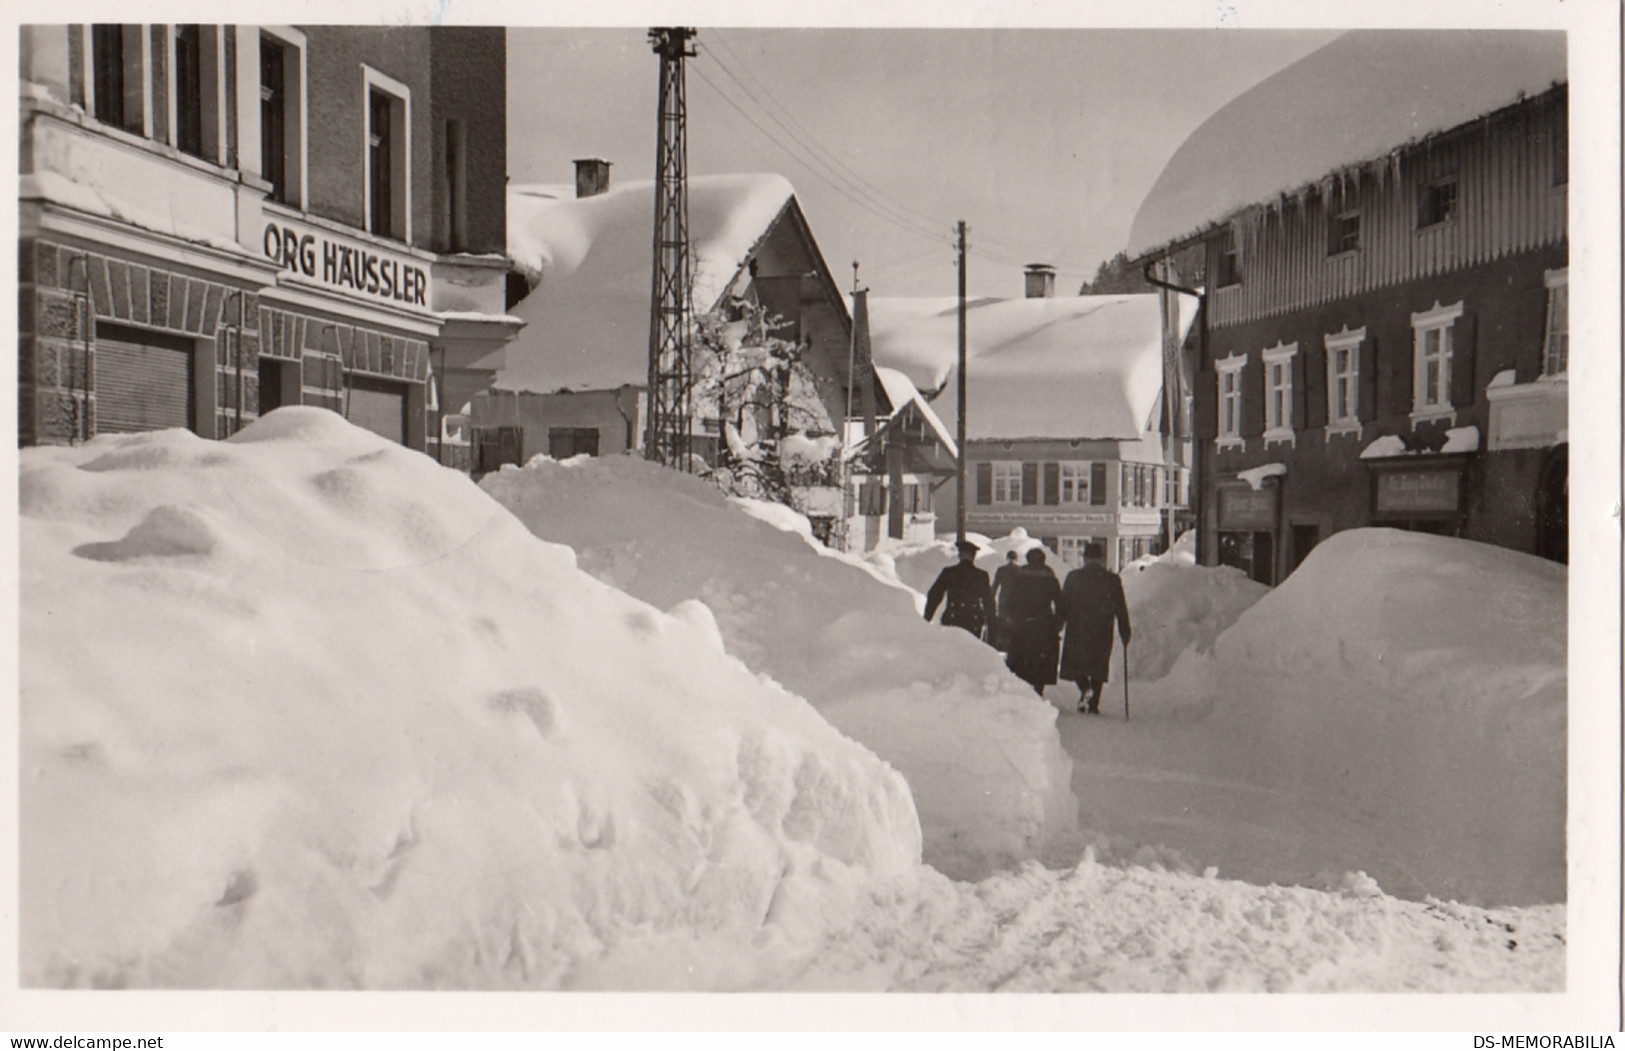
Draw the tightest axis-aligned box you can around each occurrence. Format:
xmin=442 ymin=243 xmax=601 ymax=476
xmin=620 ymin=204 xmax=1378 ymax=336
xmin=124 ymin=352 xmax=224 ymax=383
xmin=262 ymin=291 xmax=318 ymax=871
xmin=1122 ymin=636 xmax=1130 ymax=721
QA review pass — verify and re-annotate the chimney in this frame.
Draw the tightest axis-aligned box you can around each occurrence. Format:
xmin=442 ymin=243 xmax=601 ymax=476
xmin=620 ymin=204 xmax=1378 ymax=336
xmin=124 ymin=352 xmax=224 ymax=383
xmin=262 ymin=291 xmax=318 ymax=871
xmin=1024 ymin=263 xmax=1056 ymax=299
xmin=573 ymin=158 xmax=612 ymax=198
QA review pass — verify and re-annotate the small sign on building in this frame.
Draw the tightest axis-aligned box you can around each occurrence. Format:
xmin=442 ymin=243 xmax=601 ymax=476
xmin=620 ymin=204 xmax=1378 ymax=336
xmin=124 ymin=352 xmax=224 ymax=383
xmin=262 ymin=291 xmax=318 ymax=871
xmin=1217 ymin=484 xmax=1277 ymax=531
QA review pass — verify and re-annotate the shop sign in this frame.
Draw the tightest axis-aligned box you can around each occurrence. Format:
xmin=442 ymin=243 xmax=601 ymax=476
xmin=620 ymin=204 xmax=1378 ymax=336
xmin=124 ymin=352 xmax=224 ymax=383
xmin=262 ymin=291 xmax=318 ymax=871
xmin=262 ymin=219 xmax=432 ymax=314
xmin=1217 ymin=485 xmax=1276 ymax=531
xmin=1374 ymin=468 xmax=1461 ymax=516
xmin=973 ymin=511 xmax=1114 ymax=525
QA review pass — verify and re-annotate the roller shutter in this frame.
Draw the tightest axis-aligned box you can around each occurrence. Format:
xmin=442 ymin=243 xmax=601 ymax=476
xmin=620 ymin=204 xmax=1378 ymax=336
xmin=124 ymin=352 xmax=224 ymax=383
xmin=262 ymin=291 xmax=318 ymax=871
xmin=94 ymin=324 xmax=195 ymax=434
xmin=347 ymin=375 xmax=407 ymax=444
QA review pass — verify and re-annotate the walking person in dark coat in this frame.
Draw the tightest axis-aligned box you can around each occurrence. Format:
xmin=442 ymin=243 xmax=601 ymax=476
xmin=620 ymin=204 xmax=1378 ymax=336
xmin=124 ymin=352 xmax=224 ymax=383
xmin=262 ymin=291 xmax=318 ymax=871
xmin=1059 ymin=541 xmax=1132 ymax=714
xmin=1003 ymin=548 xmax=1064 ymax=695
xmin=924 ymin=539 xmax=996 ymax=640
xmin=989 ymin=549 xmax=1021 ymax=652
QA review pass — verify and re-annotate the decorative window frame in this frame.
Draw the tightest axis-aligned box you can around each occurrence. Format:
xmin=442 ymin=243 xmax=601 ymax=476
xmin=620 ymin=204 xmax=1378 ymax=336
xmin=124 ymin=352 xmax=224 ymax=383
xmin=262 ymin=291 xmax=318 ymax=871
xmin=257 ymin=26 xmax=309 ymax=209
xmin=1261 ymin=340 xmax=1297 ymax=448
xmin=1323 ymin=324 xmax=1365 ymax=439
xmin=1215 ymin=351 xmax=1246 ymax=452
xmin=1541 ymin=268 xmax=1568 ymax=380
xmin=362 ymin=63 xmax=413 ymax=243
xmin=1410 ymin=300 xmax=1463 ymax=426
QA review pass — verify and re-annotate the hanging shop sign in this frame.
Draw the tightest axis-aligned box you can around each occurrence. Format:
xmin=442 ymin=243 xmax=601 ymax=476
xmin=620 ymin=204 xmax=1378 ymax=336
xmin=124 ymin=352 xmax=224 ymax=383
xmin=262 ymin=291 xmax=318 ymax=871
xmin=262 ymin=219 xmax=433 ymax=314
xmin=1217 ymin=484 xmax=1277 ymax=531
xmin=1371 ymin=464 xmax=1463 ymax=518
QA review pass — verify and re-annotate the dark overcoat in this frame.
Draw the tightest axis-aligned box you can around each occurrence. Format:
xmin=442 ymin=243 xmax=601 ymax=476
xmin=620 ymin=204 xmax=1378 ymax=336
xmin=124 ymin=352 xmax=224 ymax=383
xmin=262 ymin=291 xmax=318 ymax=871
xmin=1003 ymin=564 xmax=1063 ymax=688
xmin=1059 ymin=562 xmax=1132 ymax=683
xmin=989 ymin=561 xmax=1021 ymax=651
xmin=925 ymin=561 xmax=996 ymax=637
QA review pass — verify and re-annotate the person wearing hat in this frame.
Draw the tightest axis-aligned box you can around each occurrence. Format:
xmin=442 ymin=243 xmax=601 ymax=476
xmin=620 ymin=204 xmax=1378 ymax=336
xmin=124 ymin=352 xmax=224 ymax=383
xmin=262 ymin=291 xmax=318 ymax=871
xmin=988 ymin=549 xmax=1021 ymax=652
xmin=924 ymin=539 xmax=997 ymax=641
xmin=1059 ymin=540 xmax=1132 ymax=714
xmin=1002 ymin=548 xmax=1064 ymax=695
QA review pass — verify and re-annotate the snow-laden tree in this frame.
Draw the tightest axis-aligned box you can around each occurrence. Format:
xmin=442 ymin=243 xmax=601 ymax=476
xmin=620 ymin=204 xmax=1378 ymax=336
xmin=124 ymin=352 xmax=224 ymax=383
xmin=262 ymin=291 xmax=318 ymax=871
xmin=689 ymin=299 xmax=839 ymax=513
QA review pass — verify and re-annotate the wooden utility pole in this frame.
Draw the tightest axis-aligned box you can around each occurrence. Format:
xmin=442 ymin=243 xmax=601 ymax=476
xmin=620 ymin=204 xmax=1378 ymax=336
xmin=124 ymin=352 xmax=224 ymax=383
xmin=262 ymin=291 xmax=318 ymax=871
xmin=955 ymin=220 xmax=968 ymax=543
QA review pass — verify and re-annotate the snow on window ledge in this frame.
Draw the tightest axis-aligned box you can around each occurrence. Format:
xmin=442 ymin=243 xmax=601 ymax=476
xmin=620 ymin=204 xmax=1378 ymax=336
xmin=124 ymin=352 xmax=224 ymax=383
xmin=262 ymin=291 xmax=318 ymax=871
xmin=1215 ymin=437 xmax=1246 ymax=454
xmin=1359 ymin=434 xmax=1410 ymax=460
xmin=1237 ymin=462 xmax=1287 ymax=490
xmin=1439 ymin=425 xmax=1481 ymax=454
xmin=1325 ymin=420 xmax=1363 ymax=441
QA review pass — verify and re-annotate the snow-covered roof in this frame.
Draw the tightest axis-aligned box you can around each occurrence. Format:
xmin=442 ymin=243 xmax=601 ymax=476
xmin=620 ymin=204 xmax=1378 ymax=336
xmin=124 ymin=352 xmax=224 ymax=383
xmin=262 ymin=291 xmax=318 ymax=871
xmin=867 ymin=293 xmax=1198 ymax=441
xmin=870 ymin=365 xmax=957 ymax=459
xmin=1127 ymin=30 xmax=1567 ymax=259
xmin=498 ymin=173 xmax=797 ymax=393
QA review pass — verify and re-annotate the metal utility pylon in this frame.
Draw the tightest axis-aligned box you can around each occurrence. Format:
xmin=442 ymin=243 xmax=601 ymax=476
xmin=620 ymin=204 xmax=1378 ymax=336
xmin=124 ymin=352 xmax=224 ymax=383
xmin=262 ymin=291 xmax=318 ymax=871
xmin=645 ymin=27 xmax=698 ymax=469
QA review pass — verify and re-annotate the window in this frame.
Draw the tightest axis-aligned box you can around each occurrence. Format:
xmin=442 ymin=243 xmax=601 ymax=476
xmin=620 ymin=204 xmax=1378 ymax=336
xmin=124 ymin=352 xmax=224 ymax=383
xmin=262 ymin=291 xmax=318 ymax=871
xmin=256 ymin=28 xmax=305 ymax=207
xmin=548 ymin=427 xmax=600 ymax=459
xmin=1323 ymin=325 xmax=1366 ymax=433
xmin=1262 ymin=341 xmax=1297 ymax=445
xmin=1214 ymin=229 xmax=1240 ymax=288
xmin=1163 ymin=467 xmax=1187 ymax=508
xmin=173 ymin=25 xmax=204 ymax=157
xmin=443 ymin=119 xmax=468 ymax=252
xmin=1057 ymin=461 xmax=1092 ymax=503
xmin=1216 ymin=353 xmax=1246 ymax=449
xmin=991 ymin=461 xmax=1022 ymax=503
xmin=1119 ymin=464 xmax=1156 ymax=508
xmin=1542 ymin=269 xmax=1568 ymax=378
xmin=364 ymin=66 xmax=412 ymax=242
xmin=90 ymin=24 xmax=144 ymax=134
xmin=1329 ymin=211 xmax=1361 ymax=254
xmin=1057 ymin=536 xmax=1090 ymax=569
xmin=1419 ymin=179 xmax=1458 ymax=228
xmin=260 ymin=37 xmax=286 ymax=200
xmin=1410 ymin=300 xmax=1464 ymax=420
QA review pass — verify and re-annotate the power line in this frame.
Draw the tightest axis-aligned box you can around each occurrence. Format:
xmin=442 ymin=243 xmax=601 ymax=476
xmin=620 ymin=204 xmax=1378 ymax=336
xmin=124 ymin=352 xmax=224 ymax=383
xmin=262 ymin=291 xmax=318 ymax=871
xmin=706 ymin=32 xmax=950 ymax=233
xmin=688 ymin=56 xmax=954 ymax=250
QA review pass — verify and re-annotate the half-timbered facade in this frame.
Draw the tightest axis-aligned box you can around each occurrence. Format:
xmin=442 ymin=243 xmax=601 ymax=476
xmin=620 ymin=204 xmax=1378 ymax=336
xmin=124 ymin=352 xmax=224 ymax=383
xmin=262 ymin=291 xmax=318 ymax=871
xmin=1130 ymin=32 xmax=1567 ymax=581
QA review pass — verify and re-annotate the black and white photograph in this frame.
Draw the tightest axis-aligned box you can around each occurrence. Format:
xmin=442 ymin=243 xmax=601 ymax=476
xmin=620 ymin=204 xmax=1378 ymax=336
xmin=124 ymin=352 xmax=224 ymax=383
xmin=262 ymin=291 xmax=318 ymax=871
xmin=5 ymin=0 xmax=1620 ymax=1035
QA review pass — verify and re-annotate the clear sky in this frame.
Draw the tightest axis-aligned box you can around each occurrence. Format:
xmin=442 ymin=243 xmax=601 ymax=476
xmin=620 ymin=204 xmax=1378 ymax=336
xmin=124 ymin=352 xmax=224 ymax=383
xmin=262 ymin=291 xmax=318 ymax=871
xmin=507 ymin=25 xmax=1340 ymax=300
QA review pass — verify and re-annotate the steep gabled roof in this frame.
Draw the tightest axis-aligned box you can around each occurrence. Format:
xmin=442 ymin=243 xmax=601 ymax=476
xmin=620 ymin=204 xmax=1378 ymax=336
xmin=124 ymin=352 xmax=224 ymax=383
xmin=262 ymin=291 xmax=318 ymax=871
xmin=1127 ymin=30 xmax=1567 ymax=259
xmin=499 ymin=173 xmax=797 ymax=393
xmin=867 ymin=293 xmax=1197 ymax=442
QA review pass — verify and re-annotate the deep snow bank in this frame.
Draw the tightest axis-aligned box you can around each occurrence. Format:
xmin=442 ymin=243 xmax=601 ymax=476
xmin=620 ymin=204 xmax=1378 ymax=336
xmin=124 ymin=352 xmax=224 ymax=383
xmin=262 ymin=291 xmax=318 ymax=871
xmin=1122 ymin=528 xmax=1566 ymax=905
xmin=479 ymin=455 xmax=1078 ymax=880
xmin=20 ymin=410 xmax=920 ymax=987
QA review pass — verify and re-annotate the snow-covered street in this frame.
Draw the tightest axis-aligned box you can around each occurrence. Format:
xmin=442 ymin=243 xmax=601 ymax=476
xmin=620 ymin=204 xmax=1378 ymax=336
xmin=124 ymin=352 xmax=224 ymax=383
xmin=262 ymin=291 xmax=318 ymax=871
xmin=17 ymin=414 xmax=1579 ymax=997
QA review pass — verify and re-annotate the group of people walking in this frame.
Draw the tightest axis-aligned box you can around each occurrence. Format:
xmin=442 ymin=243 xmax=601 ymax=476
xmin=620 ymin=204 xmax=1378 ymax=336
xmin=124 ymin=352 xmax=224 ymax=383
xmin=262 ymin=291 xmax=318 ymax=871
xmin=924 ymin=539 xmax=1132 ymax=714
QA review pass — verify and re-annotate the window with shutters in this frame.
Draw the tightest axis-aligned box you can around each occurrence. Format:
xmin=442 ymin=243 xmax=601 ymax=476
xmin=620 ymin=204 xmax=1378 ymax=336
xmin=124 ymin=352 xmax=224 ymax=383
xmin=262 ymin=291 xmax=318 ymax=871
xmin=1410 ymin=300 xmax=1463 ymax=424
xmin=1541 ymin=269 xmax=1568 ymax=379
xmin=1216 ymin=352 xmax=1246 ymax=451
xmin=991 ymin=461 xmax=1022 ymax=504
xmin=1057 ymin=461 xmax=1092 ymax=503
xmin=1262 ymin=341 xmax=1297 ymax=447
xmin=1323 ymin=326 xmax=1365 ymax=436
xmin=363 ymin=66 xmax=411 ymax=241
xmin=259 ymin=28 xmax=306 ymax=207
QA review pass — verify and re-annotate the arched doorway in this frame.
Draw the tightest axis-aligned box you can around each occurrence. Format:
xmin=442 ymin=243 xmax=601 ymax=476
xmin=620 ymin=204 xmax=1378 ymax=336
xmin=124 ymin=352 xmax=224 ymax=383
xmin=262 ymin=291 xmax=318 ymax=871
xmin=1535 ymin=444 xmax=1567 ymax=563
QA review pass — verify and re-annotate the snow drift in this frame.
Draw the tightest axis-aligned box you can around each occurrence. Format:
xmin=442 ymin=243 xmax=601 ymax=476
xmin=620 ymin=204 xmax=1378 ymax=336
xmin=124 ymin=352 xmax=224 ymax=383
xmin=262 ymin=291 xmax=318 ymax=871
xmin=18 ymin=414 xmax=1567 ymax=992
xmin=479 ymin=454 xmax=1078 ymax=880
xmin=1088 ymin=528 xmax=1566 ymax=906
xmin=20 ymin=410 xmax=920 ymax=988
